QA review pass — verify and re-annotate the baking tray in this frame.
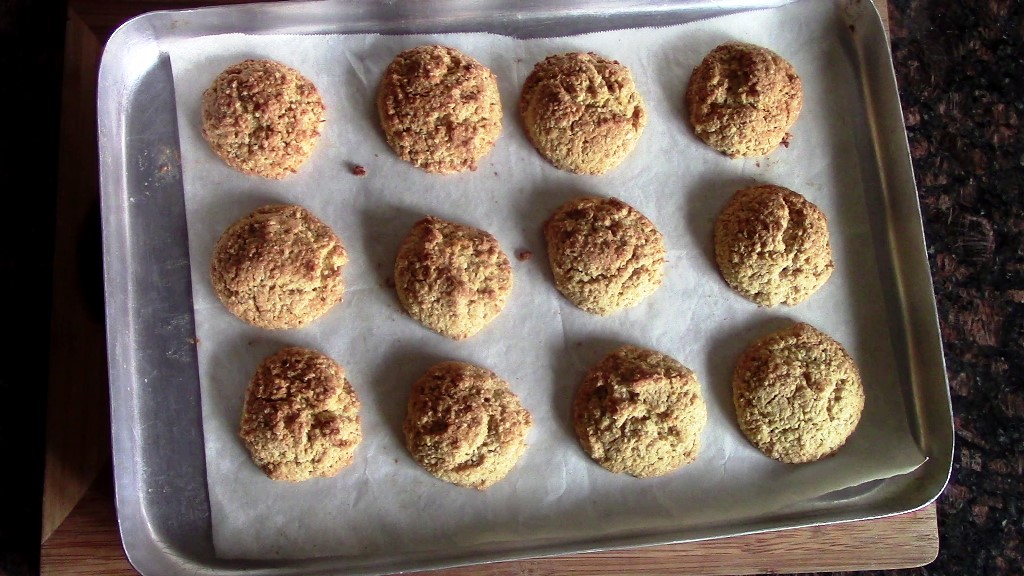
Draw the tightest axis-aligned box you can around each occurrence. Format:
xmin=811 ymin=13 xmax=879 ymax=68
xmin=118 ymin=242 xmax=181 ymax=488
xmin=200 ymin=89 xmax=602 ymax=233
xmin=97 ymin=0 xmax=954 ymax=574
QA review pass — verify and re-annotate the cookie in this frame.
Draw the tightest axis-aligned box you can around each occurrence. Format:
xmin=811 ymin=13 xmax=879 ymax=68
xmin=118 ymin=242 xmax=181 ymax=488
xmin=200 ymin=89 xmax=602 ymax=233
xmin=239 ymin=347 xmax=362 ymax=481
xmin=394 ymin=216 xmax=512 ymax=340
xmin=201 ymin=59 xmax=326 ymax=179
xmin=713 ymin=184 xmax=833 ymax=307
xmin=544 ymin=197 xmax=665 ymax=315
xmin=685 ymin=42 xmax=802 ymax=158
xmin=376 ymin=45 xmax=503 ymax=173
xmin=573 ymin=345 xmax=707 ymax=478
xmin=210 ymin=204 xmax=347 ymax=329
xmin=403 ymin=361 xmax=532 ymax=489
xmin=519 ymin=52 xmax=647 ymax=174
xmin=733 ymin=322 xmax=865 ymax=463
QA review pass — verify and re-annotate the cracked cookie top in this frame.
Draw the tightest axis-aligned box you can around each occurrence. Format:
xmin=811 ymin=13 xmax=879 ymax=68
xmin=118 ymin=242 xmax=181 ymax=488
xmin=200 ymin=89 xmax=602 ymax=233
xmin=733 ymin=322 xmax=864 ymax=464
xmin=544 ymin=196 xmax=665 ymax=315
xmin=685 ymin=42 xmax=802 ymax=158
xmin=403 ymin=361 xmax=532 ymax=489
xmin=210 ymin=204 xmax=347 ymax=329
xmin=376 ymin=45 xmax=503 ymax=174
xmin=201 ymin=59 xmax=326 ymax=179
xmin=394 ymin=216 xmax=512 ymax=340
xmin=713 ymin=184 xmax=833 ymax=307
xmin=519 ymin=52 xmax=647 ymax=174
xmin=240 ymin=346 xmax=362 ymax=481
xmin=573 ymin=345 xmax=707 ymax=478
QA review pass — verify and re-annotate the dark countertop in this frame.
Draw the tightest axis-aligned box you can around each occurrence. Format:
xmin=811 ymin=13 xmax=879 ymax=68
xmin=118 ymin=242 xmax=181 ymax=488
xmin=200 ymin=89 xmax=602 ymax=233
xmin=887 ymin=1 xmax=1023 ymax=573
xmin=2 ymin=0 xmax=1022 ymax=574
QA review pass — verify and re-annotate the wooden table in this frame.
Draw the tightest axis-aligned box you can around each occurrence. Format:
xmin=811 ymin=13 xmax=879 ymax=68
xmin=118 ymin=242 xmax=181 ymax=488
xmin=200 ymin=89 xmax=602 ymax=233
xmin=40 ymin=0 xmax=941 ymax=574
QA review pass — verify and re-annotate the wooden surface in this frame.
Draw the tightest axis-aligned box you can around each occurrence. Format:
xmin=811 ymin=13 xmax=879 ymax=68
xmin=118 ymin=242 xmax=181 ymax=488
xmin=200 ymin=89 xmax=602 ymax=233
xmin=42 ymin=0 xmax=943 ymax=575
xmin=41 ymin=5 xmax=110 ymax=543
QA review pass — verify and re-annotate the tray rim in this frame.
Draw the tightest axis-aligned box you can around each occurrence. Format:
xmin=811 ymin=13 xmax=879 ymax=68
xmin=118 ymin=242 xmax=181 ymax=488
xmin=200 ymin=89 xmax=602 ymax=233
xmin=97 ymin=1 xmax=954 ymax=574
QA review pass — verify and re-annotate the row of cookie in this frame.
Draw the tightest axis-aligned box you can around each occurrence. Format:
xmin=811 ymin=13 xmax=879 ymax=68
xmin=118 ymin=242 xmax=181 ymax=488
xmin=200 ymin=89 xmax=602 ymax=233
xmin=209 ymin=184 xmax=833 ymax=337
xmin=199 ymin=41 xmax=802 ymax=179
xmin=239 ymin=321 xmax=864 ymax=487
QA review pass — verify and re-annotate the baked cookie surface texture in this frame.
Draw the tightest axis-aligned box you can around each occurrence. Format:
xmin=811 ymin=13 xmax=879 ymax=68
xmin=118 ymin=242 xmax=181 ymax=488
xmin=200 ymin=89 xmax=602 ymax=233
xmin=713 ymin=184 xmax=833 ymax=307
xmin=544 ymin=196 xmax=665 ymax=315
xmin=685 ymin=42 xmax=802 ymax=158
xmin=519 ymin=52 xmax=647 ymax=174
xmin=239 ymin=347 xmax=362 ymax=482
xmin=573 ymin=345 xmax=707 ymax=478
xmin=403 ymin=361 xmax=532 ymax=489
xmin=376 ymin=45 xmax=503 ymax=173
xmin=201 ymin=59 xmax=326 ymax=179
xmin=210 ymin=204 xmax=348 ymax=329
xmin=394 ymin=216 xmax=512 ymax=340
xmin=733 ymin=322 xmax=865 ymax=464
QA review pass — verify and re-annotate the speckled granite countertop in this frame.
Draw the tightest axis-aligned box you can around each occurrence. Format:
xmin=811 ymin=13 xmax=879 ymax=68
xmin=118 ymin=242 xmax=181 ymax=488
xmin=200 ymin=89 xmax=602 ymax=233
xmin=832 ymin=0 xmax=1024 ymax=574
xmin=0 ymin=0 xmax=1021 ymax=574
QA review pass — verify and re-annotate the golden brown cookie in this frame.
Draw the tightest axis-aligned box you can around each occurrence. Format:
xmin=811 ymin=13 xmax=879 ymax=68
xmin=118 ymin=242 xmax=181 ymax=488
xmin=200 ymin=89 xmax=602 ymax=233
xmin=239 ymin=347 xmax=362 ymax=481
xmin=685 ymin=42 xmax=802 ymax=158
xmin=394 ymin=216 xmax=512 ymax=340
xmin=376 ymin=45 xmax=503 ymax=173
xmin=544 ymin=197 xmax=665 ymax=315
xmin=573 ymin=345 xmax=707 ymax=478
xmin=733 ymin=322 xmax=865 ymax=463
xmin=403 ymin=361 xmax=532 ymax=489
xmin=713 ymin=184 xmax=833 ymax=307
xmin=519 ymin=52 xmax=647 ymax=174
xmin=210 ymin=204 xmax=347 ymax=329
xmin=201 ymin=59 xmax=326 ymax=179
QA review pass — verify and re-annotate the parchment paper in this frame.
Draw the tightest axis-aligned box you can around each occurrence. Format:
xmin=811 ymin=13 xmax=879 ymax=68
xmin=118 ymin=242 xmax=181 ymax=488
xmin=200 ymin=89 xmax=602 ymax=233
xmin=166 ymin=0 xmax=927 ymax=561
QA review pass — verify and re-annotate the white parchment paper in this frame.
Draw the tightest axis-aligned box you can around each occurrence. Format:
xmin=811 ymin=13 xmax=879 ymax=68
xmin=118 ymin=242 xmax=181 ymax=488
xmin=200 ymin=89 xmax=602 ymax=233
xmin=166 ymin=0 xmax=927 ymax=561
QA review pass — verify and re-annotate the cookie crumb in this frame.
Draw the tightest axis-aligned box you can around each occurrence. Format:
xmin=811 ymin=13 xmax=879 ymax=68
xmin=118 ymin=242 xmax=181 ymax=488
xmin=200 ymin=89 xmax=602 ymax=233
xmin=781 ymin=133 xmax=792 ymax=147
xmin=517 ymin=250 xmax=533 ymax=261
xmin=352 ymin=164 xmax=367 ymax=176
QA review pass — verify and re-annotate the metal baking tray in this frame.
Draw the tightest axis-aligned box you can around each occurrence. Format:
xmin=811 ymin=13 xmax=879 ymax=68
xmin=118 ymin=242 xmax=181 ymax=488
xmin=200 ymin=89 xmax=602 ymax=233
xmin=97 ymin=1 xmax=953 ymax=574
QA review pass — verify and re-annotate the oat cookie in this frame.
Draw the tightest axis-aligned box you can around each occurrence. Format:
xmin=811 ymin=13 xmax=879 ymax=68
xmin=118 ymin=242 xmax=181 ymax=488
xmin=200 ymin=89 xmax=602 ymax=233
xmin=239 ymin=347 xmax=362 ymax=481
xmin=733 ymin=322 xmax=865 ymax=463
xmin=573 ymin=345 xmax=707 ymax=478
xmin=685 ymin=42 xmax=802 ymax=158
xmin=201 ymin=59 xmax=326 ymax=179
xmin=544 ymin=197 xmax=665 ymax=315
xmin=376 ymin=45 xmax=503 ymax=173
xmin=403 ymin=361 xmax=532 ymax=489
xmin=394 ymin=216 xmax=512 ymax=340
xmin=519 ymin=52 xmax=647 ymax=174
xmin=210 ymin=204 xmax=347 ymax=329
xmin=713 ymin=184 xmax=833 ymax=307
